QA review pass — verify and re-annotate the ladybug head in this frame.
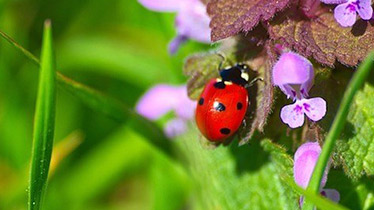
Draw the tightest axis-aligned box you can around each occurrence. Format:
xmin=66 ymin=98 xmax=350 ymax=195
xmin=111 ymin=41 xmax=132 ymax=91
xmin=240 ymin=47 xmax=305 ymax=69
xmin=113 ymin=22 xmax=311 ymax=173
xmin=219 ymin=64 xmax=250 ymax=86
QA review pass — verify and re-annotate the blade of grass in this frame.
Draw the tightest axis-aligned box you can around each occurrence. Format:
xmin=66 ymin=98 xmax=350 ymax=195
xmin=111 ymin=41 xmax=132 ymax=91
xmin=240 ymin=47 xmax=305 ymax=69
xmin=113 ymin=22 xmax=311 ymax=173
xmin=303 ymin=52 xmax=374 ymax=210
xmin=0 ymin=30 xmax=39 ymax=65
xmin=57 ymin=74 xmax=173 ymax=154
xmin=28 ymin=20 xmax=56 ymax=210
xmin=0 ymin=29 xmax=173 ymax=156
xmin=49 ymin=130 xmax=84 ymax=176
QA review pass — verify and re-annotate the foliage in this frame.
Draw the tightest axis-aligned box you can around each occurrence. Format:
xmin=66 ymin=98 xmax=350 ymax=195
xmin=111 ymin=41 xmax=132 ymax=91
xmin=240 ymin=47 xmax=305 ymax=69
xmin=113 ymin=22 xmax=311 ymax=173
xmin=269 ymin=12 xmax=374 ymax=66
xmin=29 ymin=21 xmax=56 ymax=210
xmin=177 ymin=129 xmax=299 ymax=210
xmin=207 ymin=0 xmax=292 ymax=41
xmin=1 ymin=0 xmax=374 ymax=210
xmin=337 ymin=83 xmax=374 ymax=180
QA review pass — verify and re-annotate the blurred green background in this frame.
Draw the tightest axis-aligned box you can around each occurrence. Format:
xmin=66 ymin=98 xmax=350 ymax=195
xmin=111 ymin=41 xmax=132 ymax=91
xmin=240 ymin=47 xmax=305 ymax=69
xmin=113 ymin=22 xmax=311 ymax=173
xmin=2 ymin=1 xmax=374 ymax=210
xmin=0 ymin=0 xmax=209 ymax=209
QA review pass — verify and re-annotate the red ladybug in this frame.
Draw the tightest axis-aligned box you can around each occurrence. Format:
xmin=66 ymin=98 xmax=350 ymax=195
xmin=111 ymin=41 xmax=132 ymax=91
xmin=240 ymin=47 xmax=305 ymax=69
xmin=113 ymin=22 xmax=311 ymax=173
xmin=195 ymin=64 xmax=250 ymax=142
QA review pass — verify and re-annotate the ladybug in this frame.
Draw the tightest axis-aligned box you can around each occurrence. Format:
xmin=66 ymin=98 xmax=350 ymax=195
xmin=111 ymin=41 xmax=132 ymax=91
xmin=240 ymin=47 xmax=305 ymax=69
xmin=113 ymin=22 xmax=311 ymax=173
xmin=195 ymin=64 xmax=250 ymax=142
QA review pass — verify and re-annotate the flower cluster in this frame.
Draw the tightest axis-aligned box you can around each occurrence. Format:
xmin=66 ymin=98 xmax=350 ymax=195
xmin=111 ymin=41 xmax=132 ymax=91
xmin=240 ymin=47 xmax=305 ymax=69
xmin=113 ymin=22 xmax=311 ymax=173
xmin=294 ymin=142 xmax=340 ymax=206
xmin=321 ymin=0 xmax=373 ymax=27
xmin=138 ymin=0 xmax=211 ymax=54
xmin=136 ymin=84 xmax=195 ymax=138
xmin=272 ymin=52 xmax=327 ymax=128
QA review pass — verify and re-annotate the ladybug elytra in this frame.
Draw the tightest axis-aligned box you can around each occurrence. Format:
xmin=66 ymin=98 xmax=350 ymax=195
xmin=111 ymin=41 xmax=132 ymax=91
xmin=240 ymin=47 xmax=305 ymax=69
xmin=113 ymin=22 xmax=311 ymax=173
xmin=195 ymin=64 xmax=250 ymax=142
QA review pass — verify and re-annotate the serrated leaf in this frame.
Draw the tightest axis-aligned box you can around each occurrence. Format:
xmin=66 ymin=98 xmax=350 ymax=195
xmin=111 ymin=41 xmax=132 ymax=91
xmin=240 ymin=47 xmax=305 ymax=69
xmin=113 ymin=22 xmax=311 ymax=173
xmin=269 ymin=11 xmax=374 ymax=67
xmin=29 ymin=20 xmax=56 ymax=210
xmin=261 ymin=140 xmax=349 ymax=210
xmin=178 ymin=128 xmax=299 ymax=210
xmin=261 ymin=140 xmax=293 ymax=177
xmin=239 ymin=42 xmax=275 ymax=144
xmin=337 ymin=83 xmax=374 ymax=180
xmin=207 ymin=0 xmax=293 ymax=41
xmin=326 ymin=169 xmax=374 ymax=210
xmin=183 ymin=52 xmax=222 ymax=99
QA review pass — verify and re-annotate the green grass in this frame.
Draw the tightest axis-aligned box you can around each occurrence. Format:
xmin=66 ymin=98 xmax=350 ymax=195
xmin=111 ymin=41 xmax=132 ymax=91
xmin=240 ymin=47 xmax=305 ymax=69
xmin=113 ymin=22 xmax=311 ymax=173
xmin=0 ymin=1 xmax=373 ymax=209
xmin=28 ymin=20 xmax=56 ymax=210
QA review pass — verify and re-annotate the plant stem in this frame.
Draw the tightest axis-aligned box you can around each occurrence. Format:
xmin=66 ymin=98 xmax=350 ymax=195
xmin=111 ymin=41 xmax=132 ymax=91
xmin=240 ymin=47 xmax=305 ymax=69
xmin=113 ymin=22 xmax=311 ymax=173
xmin=303 ymin=52 xmax=374 ymax=210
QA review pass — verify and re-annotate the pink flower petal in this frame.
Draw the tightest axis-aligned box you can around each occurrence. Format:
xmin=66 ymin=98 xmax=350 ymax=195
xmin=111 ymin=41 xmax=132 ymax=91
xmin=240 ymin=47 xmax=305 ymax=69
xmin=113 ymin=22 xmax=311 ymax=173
xmin=138 ymin=0 xmax=182 ymax=12
xmin=294 ymin=142 xmax=321 ymax=161
xmin=164 ymin=118 xmax=187 ymax=138
xmin=321 ymin=189 xmax=341 ymax=203
xmin=173 ymin=86 xmax=196 ymax=119
xmin=356 ymin=0 xmax=373 ymax=20
xmin=320 ymin=0 xmax=347 ymax=4
xmin=301 ymin=97 xmax=327 ymax=122
xmin=294 ymin=142 xmax=328 ymax=189
xmin=273 ymin=52 xmax=314 ymax=86
xmin=272 ymin=52 xmax=314 ymax=99
xmin=334 ymin=2 xmax=358 ymax=27
xmin=168 ymin=35 xmax=188 ymax=54
xmin=136 ymin=84 xmax=193 ymax=120
xmin=175 ymin=0 xmax=211 ymax=43
xmin=280 ymin=101 xmax=306 ymax=128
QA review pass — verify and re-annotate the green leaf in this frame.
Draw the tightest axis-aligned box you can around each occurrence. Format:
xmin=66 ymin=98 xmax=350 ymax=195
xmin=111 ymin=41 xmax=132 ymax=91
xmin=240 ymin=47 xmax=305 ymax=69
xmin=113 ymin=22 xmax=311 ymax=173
xmin=28 ymin=20 xmax=56 ymax=210
xmin=261 ymin=140 xmax=293 ymax=177
xmin=336 ymin=83 xmax=374 ymax=180
xmin=177 ymin=127 xmax=298 ymax=209
xmin=327 ymin=169 xmax=374 ymax=210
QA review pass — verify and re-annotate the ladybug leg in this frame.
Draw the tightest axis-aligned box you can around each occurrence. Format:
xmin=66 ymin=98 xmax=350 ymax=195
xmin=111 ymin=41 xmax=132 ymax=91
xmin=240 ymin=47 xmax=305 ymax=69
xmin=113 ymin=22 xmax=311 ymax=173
xmin=245 ymin=77 xmax=263 ymax=88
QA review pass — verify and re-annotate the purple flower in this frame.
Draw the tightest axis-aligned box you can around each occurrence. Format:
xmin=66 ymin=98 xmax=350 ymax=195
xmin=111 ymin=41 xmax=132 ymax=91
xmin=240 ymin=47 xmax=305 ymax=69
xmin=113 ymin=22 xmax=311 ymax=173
xmin=138 ymin=0 xmax=211 ymax=54
xmin=294 ymin=142 xmax=340 ymax=206
xmin=280 ymin=98 xmax=327 ymax=128
xmin=272 ymin=52 xmax=327 ymax=128
xmin=320 ymin=0 xmax=373 ymax=27
xmin=136 ymin=84 xmax=195 ymax=138
xmin=273 ymin=52 xmax=314 ymax=100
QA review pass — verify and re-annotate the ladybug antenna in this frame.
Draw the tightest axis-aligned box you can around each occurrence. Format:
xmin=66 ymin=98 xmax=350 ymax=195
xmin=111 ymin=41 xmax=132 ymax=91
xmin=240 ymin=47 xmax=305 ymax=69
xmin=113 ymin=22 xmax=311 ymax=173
xmin=217 ymin=52 xmax=226 ymax=71
xmin=216 ymin=52 xmax=235 ymax=70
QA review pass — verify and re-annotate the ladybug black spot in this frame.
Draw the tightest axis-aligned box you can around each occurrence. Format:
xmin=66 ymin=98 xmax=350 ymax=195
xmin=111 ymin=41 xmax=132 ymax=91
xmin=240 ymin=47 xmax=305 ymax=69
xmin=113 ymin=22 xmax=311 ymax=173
xmin=220 ymin=128 xmax=231 ymax=135
xmin=214 ymin=81 xmax=226 ymax=89
xmin=237 ymin=102 xmax=243 ymax=110
xmin=198 ymin=98 xmax=204 ymax=105
xmin=214 ymin=102 xmax=226 ymax=112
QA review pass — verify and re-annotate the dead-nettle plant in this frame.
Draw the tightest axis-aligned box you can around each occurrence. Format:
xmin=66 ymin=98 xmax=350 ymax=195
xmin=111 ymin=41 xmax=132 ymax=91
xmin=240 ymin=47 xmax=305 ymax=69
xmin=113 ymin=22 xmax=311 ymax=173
xmin=183 ymin=0 xmax=374 ymax=209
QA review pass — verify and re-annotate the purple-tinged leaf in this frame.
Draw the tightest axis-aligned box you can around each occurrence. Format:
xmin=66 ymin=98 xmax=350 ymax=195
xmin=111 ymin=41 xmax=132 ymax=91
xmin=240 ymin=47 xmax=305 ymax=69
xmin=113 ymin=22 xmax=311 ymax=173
xmin=207 ymin=0 xmax=294 ymax=42
xmin=268 ymin=11 xmax=374 ymax=67
xmin=299 ymin=0 xmax=329 ymax=19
